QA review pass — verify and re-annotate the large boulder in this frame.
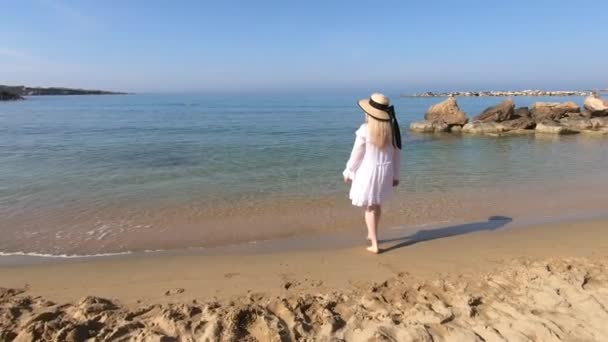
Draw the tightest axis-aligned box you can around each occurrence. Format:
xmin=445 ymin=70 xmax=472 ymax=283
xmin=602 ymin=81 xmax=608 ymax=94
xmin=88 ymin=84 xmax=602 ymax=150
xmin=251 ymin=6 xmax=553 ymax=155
xmin=462 ymin=122 xmax=508 ymax=134
xmin=530 ymin=102 xmax=580 ymax=122
xmin=409 ymin=120 xmax=449 ymax=133
xmin=473 ymin=99 xmax=515 ymax=122
xmin=584 ymin=94 xmax=608 ymax=117
xmin=0 ymin=90 xmax=24 ymax=101
xmin=424 ymin=97 xmax=468 ymax=125
xmin=559 ymin=117 xmax=596 ymax=131
xmin=535 ymin=121 xmax=578 ymax=135
xmin=502 ymin=116 xmax=536 ymax=130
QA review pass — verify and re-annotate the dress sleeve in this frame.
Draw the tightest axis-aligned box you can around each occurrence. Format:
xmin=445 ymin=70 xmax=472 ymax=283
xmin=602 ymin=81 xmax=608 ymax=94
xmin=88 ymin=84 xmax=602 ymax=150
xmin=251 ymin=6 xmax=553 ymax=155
xmin=393 ymin=147 xmax=401 ymax=181
xmin=342 ymin=125 xmax=366 ymax=180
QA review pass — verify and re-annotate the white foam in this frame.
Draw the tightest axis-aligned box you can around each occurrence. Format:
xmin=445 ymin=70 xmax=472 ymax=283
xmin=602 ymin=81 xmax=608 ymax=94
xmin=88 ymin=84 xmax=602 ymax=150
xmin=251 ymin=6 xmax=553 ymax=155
xmin=97 ymin=231 xmax=110 ymax=240
xmin=0 ymin=250 xmax=133 ymax=258
xmin=142 ymin=249 xmax=165 ymax=253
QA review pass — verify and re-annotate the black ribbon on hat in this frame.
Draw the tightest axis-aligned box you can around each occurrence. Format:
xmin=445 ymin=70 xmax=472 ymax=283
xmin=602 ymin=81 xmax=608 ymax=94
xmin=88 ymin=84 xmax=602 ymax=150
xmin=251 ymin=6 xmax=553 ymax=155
xmin=367 ymin=99 xmax=402 ymax=149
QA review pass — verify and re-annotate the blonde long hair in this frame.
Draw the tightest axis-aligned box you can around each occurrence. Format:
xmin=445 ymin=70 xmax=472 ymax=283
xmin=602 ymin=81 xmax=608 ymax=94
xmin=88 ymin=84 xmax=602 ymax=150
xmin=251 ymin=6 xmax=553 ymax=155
xmin=367 ymin=115 xmax=393 ymax=149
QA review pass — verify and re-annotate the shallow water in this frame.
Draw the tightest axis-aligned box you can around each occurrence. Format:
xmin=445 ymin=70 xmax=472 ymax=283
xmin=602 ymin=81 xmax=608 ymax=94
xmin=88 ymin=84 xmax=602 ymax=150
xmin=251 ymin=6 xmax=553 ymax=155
xmin=1 ymin=93 xmax=608 ymax=255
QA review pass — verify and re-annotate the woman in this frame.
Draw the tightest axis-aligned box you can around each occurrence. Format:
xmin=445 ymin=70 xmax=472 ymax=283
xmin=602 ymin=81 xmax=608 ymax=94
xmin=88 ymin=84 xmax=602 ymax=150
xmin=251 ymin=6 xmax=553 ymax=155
xmin=343 ymin=92 xmax=402 ymax=254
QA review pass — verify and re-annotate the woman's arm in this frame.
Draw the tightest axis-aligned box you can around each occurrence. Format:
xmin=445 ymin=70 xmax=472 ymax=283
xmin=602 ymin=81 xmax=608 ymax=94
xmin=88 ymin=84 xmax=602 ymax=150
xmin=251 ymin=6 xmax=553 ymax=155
xmin=342 ymin=133 xmax=366 ymax=182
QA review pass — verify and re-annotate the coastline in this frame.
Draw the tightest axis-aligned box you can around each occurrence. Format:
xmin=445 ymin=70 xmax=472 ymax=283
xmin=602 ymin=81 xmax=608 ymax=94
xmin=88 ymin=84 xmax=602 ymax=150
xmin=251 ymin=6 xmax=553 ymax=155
xmin=2 ymin=207 xmax=608 ymax=267
xmin=3 ymin=174 xmax=608 ymax=257
xmin=0 ymin=84 xmax=126 ymax=97
xmin=2 ymin=217 xmax=608 ymax=340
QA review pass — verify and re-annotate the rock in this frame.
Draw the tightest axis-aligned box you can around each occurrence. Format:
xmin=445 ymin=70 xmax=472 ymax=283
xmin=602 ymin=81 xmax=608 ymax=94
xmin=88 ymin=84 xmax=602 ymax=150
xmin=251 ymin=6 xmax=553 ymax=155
xmin=449 ymin=125 xmax=462 ymax=133
xmin=409 ymin=120 xmax=449 ymax=133
xmin=462 ymin=122 xmax=508 ymax=134
xmin=424 ymin=97 xmax=468 ymax=125
xmin=559 ymin=117 xmax=596 ymax=131
xmin=501 ymin=129 xmax=536 ymax=135
xmin=591 ymin=117 xmax=608 ymax=128
xmin=564 ymin=111 xmax=591 ymax=119
xmin=531 ymin=102 xmax=580 ymax=122
xmin=584 ymin=94 xmax=608 ymax=117
xmin=473 ymin=99 xmax=515 ymax=122
xmin=502 ymin=116 xmax=536 ymax=130
xmin=581 ymin=127 xmax=608 ymax=135
xmin=0 ymin=90 xmax=24 ymax=101
xmin=535 ymin=121 xmax=578 ymax=135
xmin=514 ymin=107 xmax=531 ymax=118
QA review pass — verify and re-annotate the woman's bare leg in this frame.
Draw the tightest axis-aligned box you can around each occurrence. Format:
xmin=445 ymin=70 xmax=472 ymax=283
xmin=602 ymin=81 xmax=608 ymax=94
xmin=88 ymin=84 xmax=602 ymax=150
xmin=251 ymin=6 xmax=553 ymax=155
xmin=367 ymin=205 xmax=382 ymax=240
xmin=365 ymin=205 xmax=380 ymax=253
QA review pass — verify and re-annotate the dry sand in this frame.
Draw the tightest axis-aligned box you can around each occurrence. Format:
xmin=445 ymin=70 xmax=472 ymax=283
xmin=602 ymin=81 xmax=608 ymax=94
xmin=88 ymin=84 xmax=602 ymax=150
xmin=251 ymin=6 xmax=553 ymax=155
xmin=2 ymin=218 xmax=608 ymax=341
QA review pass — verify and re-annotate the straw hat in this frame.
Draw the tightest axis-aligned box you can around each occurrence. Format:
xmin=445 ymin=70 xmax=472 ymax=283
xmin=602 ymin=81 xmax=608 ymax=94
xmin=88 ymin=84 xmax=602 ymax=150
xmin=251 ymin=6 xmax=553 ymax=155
xmin=357 ymin=92 xmax=402 ymax=150
xmin=358 ymin=92 xmax=392 ymax=121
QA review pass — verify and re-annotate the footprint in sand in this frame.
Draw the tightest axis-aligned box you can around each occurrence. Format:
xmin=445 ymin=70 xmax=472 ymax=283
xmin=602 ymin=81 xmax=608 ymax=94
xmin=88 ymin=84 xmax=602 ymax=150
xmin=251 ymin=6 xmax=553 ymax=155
xmin=164 ymin=288 xmax=185 ymax=296
xmin=224 ymin=273 xmax=239 ymax=279
xmin=279 ymin=273 xmax=299 ymax=290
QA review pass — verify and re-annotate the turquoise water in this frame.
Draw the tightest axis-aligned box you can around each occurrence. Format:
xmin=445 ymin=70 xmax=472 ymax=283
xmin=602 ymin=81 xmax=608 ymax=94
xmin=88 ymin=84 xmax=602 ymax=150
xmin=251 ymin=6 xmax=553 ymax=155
xmin=2 ymin=94 xmax=607 ymax=205
xmin=1 ymin=93 xmax=608 ymax=255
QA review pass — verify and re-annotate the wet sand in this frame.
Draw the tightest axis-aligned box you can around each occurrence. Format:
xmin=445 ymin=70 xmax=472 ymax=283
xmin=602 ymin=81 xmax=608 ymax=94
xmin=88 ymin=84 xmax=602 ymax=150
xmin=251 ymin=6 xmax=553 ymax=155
xmin=2 ymin=218 xmax=608 ymax=340
xmin=3 ymin=176 xmax=608 ymax=257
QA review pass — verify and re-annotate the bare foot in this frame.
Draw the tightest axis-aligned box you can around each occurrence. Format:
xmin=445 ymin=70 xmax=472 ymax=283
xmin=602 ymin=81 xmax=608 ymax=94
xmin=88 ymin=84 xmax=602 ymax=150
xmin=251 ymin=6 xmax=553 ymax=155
xmin=366 ymin=245 xmax=379 ymax=254
xmin=366 ymin=235 xmax=372 ymax=241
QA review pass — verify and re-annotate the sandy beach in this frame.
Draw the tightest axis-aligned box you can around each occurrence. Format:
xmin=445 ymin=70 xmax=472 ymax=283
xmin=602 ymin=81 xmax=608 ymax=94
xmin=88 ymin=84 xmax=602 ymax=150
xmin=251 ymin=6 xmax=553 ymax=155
xmin=2 ymin=217 xmax=608 ymax=341
xmin=3 ymin=1 xmax=608 ymax=341
xmin=3 ymin=95 xmax=608 ymax=342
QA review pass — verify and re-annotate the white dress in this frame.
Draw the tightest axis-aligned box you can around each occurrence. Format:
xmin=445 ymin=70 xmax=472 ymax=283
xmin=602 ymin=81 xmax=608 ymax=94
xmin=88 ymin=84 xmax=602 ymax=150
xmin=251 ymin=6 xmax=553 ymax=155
xmin=342 ymin=123 xmax=401 ymax=207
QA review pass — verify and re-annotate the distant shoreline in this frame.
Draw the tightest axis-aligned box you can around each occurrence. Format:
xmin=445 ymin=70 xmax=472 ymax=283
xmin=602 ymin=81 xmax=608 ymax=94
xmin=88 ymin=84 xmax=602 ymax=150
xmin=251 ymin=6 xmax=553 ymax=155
xmin=0 ymin=85 xmax=127 ymax=98
xmin=401 ymin=89 xmax=607 ymax=98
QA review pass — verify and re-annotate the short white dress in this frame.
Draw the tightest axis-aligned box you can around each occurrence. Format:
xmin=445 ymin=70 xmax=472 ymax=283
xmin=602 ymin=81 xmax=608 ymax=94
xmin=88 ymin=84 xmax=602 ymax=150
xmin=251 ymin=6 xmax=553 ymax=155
xmin=342 ymin=123 xmax=401 ymax=207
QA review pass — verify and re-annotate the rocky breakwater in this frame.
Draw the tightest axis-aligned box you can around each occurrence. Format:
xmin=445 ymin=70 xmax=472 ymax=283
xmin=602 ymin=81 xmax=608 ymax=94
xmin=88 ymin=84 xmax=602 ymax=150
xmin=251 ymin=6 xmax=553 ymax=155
xmin=530 ymin=96 xmax=608 ymax=135
xmin=410 ymin=94 xmax=608 ymax=136
xmin=462 ymin=99 xmax=537 ymax=135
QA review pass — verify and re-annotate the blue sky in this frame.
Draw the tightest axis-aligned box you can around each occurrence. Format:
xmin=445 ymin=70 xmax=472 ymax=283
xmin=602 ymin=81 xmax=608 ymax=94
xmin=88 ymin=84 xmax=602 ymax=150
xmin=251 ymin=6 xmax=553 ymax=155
xmin=1 ymin=0 xmax=607 ymax=93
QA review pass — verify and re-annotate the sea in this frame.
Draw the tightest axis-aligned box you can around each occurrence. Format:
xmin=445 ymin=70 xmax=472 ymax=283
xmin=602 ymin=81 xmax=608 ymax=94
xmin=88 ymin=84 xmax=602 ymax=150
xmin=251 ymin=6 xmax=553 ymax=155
xmin=2 ymin=93 xmax=608 ymax=257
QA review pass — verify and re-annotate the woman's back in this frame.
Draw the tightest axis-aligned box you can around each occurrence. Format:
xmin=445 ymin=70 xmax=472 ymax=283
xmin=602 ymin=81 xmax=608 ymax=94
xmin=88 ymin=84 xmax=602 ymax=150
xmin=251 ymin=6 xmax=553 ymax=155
xmin=358 ymin=123 xmax=396 ymax=165
xmin=344 ymin=122 xmax=400 ymax=208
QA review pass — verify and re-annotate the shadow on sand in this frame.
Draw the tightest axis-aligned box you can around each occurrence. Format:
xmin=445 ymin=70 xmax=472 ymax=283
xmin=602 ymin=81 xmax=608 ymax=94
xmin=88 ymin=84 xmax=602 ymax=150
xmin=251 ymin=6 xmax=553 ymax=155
xmin=381 ymin=216 xmax=513 ymax=254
